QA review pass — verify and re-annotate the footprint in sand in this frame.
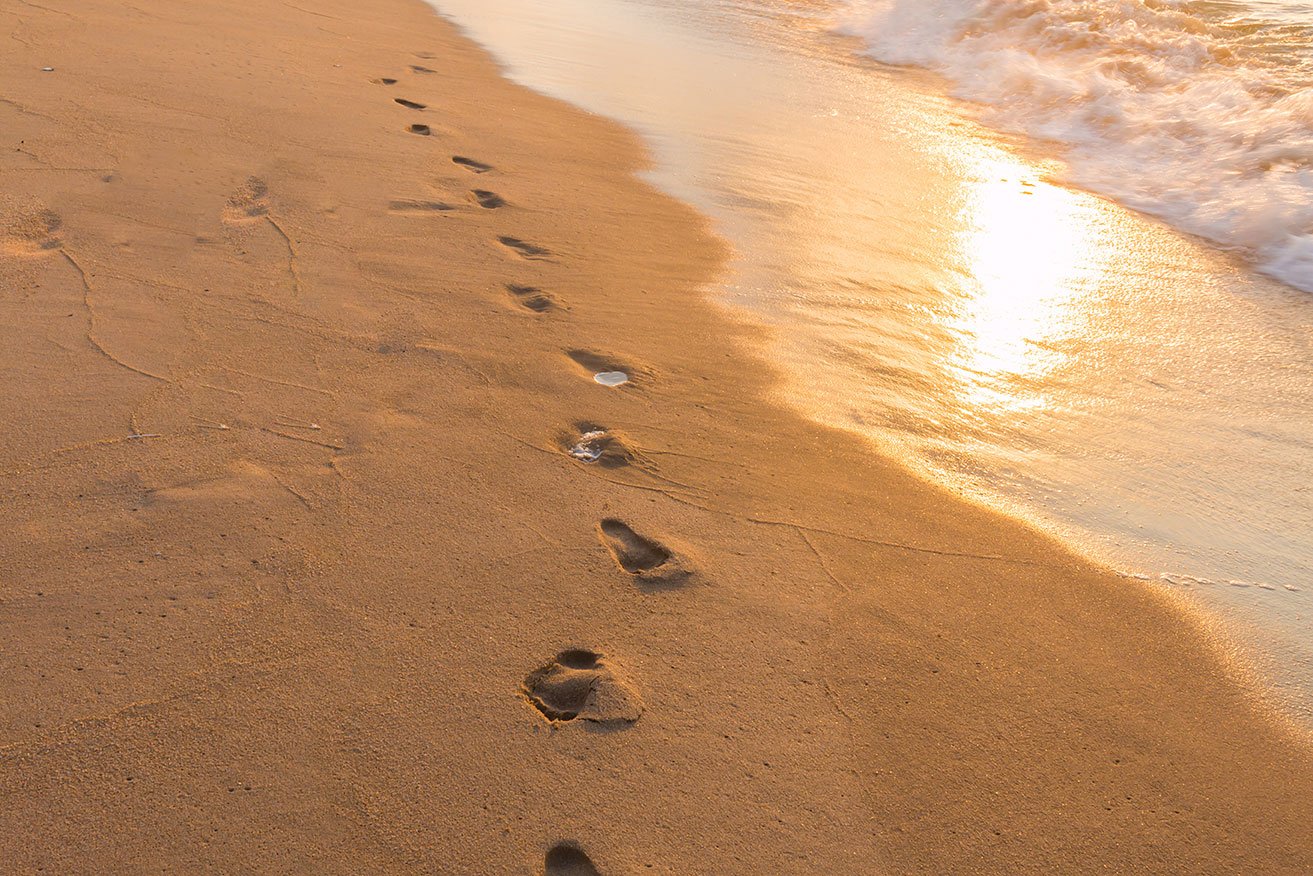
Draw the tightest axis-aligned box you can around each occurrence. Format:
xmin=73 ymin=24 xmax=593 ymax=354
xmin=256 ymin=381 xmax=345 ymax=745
xmin=506 ymin=284 xmax=558 ymax=313
xmin=394 ymin=97 xmax=427 ymax=110
xmin=498 ymin=236 xmax=551 ymax=260
xmin=470 ymin=189 xmax=506 ymax=209
xmin=522 ymin=649 xmax=642 ymax=726
xmin=599 ymin=519 xmax=689 ymax=585
xmin=567 ymin=351 xmax=633 ymax=387
xmin=452 ymin=155 xmax=493 ymax=174
xmin=411 ymin=64 xmax=436 ymax=74
xmin=408 ymin=123 xmax=433 ymax=136
xmin=372 ymin=77 xmax=398 ymax=85
xmin=562 ymin=425 xmax=633 ymax=468
xmin=222 ymin=177 xmax=270 ymax=224
xmin=389 ymin=199 xmax=455 ymax=214
xmin=1 ymin=205 xmax=63 ymax=256
xmin=544 ymin=844 xmax=601 ymax=876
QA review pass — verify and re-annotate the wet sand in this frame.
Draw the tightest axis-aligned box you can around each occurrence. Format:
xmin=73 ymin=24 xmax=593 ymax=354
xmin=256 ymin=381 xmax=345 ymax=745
xmin=1 ymin=0 xmax=1311 ymax=873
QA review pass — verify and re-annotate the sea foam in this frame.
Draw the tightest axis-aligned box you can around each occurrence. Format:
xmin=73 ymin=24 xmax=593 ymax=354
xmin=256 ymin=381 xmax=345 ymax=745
xmin=836 ymin=0 xmax=1313 ymax=291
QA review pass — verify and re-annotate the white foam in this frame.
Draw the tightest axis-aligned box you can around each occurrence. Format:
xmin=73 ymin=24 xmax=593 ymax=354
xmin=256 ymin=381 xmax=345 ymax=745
xmin=836 ymin=0 xmax=1313 ymax=292
xmin=568 ymin=430 xmax=609 ymax=462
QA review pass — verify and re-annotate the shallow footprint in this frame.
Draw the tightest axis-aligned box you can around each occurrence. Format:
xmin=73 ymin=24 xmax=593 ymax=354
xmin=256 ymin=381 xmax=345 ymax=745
xmin=599 ymin=519 xmax=688 ymax=585
xmin=506 ymin=284 xmax=557 ymax=313
xmin=389 ymin=199 xmax=455 ymax=214
xmin=544 ymin=844 xmax=601 ymax=876
xmin=372 ymin=77 xmax=398 ymax=85
xmin=394 ymin=97 xmax=427 ymax=110
xmin=222 ymin=176 xmax=270 ymax=224
xmin=408 ymin=123 xmax=432 ymax=136
xmin=470 ymin=189 xmax=506 ymax=209
xmin=452 ymin=155 xmax=493 ymax=174
xmin=411 ymin=64 xmax=436 ymax=74
xmin=522 ymin=650 xmax=642 ymax=726
xmin=498 ymin=235 xmax=550 ymax=260
xmin=1 ymin=206 xmax=63 ymax=255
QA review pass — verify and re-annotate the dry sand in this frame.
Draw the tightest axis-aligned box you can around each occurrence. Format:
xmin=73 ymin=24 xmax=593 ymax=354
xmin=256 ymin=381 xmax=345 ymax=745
xmin=1 ymin=0 xmax=1311 ymax=873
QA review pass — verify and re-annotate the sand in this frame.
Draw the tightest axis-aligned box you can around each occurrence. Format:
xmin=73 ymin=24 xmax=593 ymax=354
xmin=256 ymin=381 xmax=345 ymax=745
xmin=1 ymin=0 xmax=1310 ymax=873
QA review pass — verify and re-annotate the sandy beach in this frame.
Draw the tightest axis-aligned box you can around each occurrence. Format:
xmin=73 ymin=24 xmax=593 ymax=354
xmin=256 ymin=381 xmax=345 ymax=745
xmin=2 ymin=0 xmax=1312 ymax=873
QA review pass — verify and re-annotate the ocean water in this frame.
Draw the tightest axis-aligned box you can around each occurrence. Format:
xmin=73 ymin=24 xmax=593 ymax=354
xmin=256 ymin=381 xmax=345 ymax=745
xmin=836 ymin=0 xmax=1313 ymax=293
xmin=427 ymin=0 xmax=1313 ymax=723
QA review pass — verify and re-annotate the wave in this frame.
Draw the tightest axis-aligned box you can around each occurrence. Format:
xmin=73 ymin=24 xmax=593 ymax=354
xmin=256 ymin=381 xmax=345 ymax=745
xmin=835 ymin=0 xmax=1313 ymax=292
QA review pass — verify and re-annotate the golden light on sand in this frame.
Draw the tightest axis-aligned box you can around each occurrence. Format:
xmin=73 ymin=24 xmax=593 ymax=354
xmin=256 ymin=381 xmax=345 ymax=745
xmin=943 ymin=158 xmax=1105 ymax=414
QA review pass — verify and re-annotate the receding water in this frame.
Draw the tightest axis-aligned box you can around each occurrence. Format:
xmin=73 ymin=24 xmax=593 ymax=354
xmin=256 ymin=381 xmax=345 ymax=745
xmin=426 ymin=0 xmax=1313 ymax=723
xmin=837 ymin=0 xmax=1313 ymax=293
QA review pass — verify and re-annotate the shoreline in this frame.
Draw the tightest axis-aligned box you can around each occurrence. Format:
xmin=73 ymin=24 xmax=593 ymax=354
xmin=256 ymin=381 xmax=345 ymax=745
xmin=2 ymin=0 xmax=1311 ymax=872
xmin=427 ymin=0 xmax=1313 ymax=727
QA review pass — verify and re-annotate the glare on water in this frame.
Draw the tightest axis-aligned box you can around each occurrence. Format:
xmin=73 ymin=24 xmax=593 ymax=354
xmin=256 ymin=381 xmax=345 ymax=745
xmin=431 ymin=0 xmax=1313 ymax=723
xmin=944 ymin=164 xmax=1105 ymax=415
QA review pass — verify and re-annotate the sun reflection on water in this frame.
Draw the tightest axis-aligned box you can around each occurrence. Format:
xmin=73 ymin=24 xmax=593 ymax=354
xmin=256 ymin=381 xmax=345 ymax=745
xmin=944 ymin=158 xmax=1108 ymax=416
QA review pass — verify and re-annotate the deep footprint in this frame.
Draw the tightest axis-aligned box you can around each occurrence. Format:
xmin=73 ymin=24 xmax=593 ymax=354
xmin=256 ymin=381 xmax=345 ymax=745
xmin=567 ymin=350 xmax=632 ymax=386
xmin=544 ymin=844 xmax=601 ymax=876
xmin=598 ymin=519 xmax=682 ymax=581
xmin=522 ymin=650 xmax=642 ymax=725
xmin=506 ymin=284 xmax=557 ymax=313
xmin=452 ymin=155 xmax=493 ymax=173
xmin=372 ymin=77 xmax=398 ymax=85
xmin=408 ymin=123 xmax=432 ymax=136
xmin=394 ymin=97 xmax=427 ymax=110
xmin=470 ymin=189 xmax=506 ymax=209
xmin=563 ymin=426 xmax=633 ymax=469
xmin=498 ymin=236 xmax=550 ymax=260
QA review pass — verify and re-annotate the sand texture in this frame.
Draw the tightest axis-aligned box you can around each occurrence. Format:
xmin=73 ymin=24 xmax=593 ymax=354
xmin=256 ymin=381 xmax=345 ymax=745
xmin=1 ymin=0 xmax=1311 ymax=873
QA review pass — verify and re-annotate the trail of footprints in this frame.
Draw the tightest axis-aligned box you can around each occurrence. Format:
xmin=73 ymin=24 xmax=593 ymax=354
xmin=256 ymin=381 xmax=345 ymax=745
xmin=375 ymin=75 xmax=516 ymax=234
xmin=370 ymin=61 xmax=696 ymax=871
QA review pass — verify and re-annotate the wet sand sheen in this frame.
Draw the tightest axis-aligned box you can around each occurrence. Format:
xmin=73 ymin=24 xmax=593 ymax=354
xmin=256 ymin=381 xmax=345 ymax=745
xmin=0 ymin=1 xmax=1311 ymax=874
xmin=429 ymin=0 xmax=1313 ymax=721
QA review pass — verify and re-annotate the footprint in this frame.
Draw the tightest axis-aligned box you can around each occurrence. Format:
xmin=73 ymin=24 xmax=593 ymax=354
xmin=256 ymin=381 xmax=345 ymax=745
xmin=394 ymin=98 xmax=427 ymax=110
xmin=544 ymin=844 xmax=601 ymax=876
xmin=452 ymin=155 xmax=493 ymax=174
xmin=505 ymin=284 xmax=558 ymax=313
xmin=470 ymin=189 xmax=506 ymax=209
xmin=1 ymin=206 xmax=63 ymax=255
xmin=498 ymin=236 xmax=550 ymax=260
xmin=373 ymin=77 xmax=398 ymax=85
xmin=389 ymin=199 xmax=455 ymax=214
xmin=567 ymin=350 xmax=634 ymax=386
xmin=222 ymin=177 xmax=270 ymax=224
xmin=408 ymin=124 xmax=432 ymax=136
xmin=561 ymin=425 xmax=633 ymax=469
xmin=599 ymin=519 xmax=688 ymax=584
xmin=522 ymin=650 xmax=642 ymax=726
xmin=410 ymin=65 xmax=436 ymax=74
